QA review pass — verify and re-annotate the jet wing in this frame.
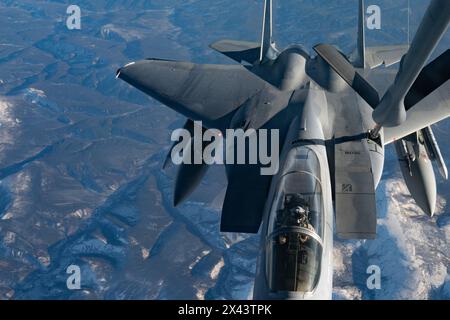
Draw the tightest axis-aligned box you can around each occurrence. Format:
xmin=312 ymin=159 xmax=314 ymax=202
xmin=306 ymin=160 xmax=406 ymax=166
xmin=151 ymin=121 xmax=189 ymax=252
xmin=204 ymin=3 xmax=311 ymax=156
xmin=365 ymin=45 xmax=410 ymax=69
xmin=117 ymin=59 xmax=267 ymax=129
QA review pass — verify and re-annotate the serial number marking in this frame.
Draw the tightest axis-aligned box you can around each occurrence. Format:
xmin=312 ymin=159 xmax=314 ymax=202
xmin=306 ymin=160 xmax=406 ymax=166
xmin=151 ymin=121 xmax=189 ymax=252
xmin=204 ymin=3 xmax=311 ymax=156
xmin=222 ymin=304 xmax=272 ymax=316
xmin=344 ymin=151 xmax=361 ymax=155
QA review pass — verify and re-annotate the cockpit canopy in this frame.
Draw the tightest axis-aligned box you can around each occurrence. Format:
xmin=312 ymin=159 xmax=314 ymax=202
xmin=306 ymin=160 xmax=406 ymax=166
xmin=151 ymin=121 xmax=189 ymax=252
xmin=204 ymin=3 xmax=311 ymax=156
xmin=266 ymin=147 xmax=324 ymax=293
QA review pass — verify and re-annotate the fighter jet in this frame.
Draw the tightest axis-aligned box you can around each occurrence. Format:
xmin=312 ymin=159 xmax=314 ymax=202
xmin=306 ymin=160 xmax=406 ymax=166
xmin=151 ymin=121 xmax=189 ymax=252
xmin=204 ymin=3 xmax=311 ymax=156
xmin=116 ymin=0 xmax=450 ymax=300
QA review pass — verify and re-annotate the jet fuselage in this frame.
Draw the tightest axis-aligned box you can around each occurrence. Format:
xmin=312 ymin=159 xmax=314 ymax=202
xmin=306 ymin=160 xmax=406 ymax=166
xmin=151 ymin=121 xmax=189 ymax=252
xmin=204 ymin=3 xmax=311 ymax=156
xmin=248 ymin=47 xmax=385 ymax=299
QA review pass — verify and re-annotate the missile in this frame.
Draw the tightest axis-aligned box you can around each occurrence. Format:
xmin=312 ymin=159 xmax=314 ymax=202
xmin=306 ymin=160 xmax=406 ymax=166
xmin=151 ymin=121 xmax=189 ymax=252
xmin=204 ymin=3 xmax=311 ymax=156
xmin=395 ymin=132 xmax=436 ymax=216
xmin=422 ymin=126 xmax=448 ymax=180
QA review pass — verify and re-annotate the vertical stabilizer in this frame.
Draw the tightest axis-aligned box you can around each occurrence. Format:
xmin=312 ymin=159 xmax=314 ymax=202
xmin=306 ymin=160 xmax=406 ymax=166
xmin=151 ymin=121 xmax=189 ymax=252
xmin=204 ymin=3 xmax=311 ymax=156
xmin=356 ymin=0 xmax=366 ymax=68
xmin=260 ymin=0 xmax=278 ymax=62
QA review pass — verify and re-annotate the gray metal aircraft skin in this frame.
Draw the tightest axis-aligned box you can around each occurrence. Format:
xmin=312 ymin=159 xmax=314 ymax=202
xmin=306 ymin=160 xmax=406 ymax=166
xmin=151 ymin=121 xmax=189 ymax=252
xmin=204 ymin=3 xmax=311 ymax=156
xmin=117 ymin=0 xmax=450 ymax=300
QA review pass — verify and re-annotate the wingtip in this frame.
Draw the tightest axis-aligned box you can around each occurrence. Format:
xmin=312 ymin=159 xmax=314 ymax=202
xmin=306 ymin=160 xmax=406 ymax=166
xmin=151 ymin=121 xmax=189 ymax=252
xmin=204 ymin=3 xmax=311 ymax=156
xmin=116 ymin=62 xmax=136 ymax=79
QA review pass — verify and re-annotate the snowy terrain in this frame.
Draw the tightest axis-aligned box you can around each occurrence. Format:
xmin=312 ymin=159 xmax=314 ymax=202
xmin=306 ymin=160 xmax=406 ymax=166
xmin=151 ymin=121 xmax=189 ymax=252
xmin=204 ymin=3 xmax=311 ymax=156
xmin=0 ymin=0 xmax=448 ymax=300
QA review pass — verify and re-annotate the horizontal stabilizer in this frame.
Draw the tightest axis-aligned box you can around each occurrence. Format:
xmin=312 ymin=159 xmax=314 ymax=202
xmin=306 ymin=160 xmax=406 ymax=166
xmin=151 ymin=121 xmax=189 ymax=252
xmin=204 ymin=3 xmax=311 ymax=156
xmin=117 ymin=59 xmax=267 ymax=129
xmin=210 ymin=39 xmax=261 ymax=64
xmin=365 ymin=45 xmax=410 ymax=69
xmin=314 ymin=44 xmax=380 ymax=108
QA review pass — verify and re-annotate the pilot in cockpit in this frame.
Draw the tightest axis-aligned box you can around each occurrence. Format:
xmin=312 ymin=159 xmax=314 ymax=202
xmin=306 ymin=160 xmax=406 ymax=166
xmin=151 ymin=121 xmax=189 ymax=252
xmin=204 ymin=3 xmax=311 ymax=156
xmin=277 ymin=194 xmax=316 ymax=243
